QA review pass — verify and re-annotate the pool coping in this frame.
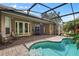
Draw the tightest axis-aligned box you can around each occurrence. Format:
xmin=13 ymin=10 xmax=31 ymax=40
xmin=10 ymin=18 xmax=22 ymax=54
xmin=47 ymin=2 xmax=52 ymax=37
xmin=25 ymin=36 xmax=72 ymax=49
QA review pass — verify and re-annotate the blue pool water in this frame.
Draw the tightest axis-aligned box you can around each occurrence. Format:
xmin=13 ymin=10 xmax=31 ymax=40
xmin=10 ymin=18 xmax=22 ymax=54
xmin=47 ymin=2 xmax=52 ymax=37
xmin=29 ymin=38 xmax=79 ymax=56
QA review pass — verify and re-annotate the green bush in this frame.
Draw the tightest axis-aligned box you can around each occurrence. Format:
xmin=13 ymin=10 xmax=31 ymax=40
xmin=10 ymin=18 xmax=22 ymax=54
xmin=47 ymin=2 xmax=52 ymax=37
xmin=73 ymin=34 xmax=79 ymax=40
xmin=64 ymin=32 xmax=76 ymax=36
xmin=68 ymin=33 xmax=76 ymax=36
xmin=73 ymin=34 xmax=79 ymax=48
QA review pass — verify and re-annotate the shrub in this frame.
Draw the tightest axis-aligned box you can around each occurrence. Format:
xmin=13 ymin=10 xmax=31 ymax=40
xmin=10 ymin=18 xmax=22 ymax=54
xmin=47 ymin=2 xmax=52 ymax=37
xmin=64 ymin=32 xmax=76 ymax=37
xmin=73 ymin=34 xmax=79 ymax=48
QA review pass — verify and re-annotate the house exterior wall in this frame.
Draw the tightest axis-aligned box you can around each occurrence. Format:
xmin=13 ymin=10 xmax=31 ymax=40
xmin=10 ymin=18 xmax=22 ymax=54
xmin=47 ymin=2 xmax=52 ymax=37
xmin=52 ymin=23 xmax=58 ymax=35
xmin=28 ymin=21 xmax=54 ymax=35
xmin=0 ymin=13 xmax=30 ymax=37
xmin=0 ymin=13 xmax=55 ymax=43
xmin=49 ymin=24 xmax=54 ymax=35
xmin=1 ymin=14 xmax=6 ymax=37
xmin=29 ymin=22 xmax=39 ymax=35
xmin=0 ymin=11 xmax=1 ymax=33
xmin=1 ymin=14 xmax=54 ymax=35
xmin=44 ymin=24 xmax=50 ymax=34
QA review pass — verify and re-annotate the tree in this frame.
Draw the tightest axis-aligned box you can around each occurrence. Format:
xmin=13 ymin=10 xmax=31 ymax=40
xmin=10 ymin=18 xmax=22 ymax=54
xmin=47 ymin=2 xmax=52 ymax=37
xmin=41 ymin=12 xmax=62 ymax=23
xmin=63 ymin=18 xmax=79 ymax=34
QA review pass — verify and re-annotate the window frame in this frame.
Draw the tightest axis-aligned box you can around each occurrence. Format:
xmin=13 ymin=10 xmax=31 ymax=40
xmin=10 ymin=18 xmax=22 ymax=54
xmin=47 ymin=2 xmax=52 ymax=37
xmin=15 ymin=21 xmax=30 ymax=36
xmin=5 ymin=16 xmax=11 ymax=35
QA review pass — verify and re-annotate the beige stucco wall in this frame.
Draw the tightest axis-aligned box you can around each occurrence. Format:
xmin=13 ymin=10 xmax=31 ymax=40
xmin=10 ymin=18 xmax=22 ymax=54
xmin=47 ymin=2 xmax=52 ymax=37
xmin=49 ymin=24 xmax=54 ymax=35
xmin=0 ymin=12 xmax=1 ymax=32
xmin=26 ymin=22 xmax=55 ymax=35
xmin=11 ymin=16 xmax=33 ymax=36
xmin=29 ymin=21 xmax=41 ymax=35
xmin=44 ymin=24 xmax=50 ymax=34
xmin=1 ymin=13 xmax=32 ymax=37
xmin=1 ymin=14 xmax=6 ymax=37
xmin=1 ymin=12 xmax=56 ymax=37
xmin=45 ymin=24 xmax=55 ymax=35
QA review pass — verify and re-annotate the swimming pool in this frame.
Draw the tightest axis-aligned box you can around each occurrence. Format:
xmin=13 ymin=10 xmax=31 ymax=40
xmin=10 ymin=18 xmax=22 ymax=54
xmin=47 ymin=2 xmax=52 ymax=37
xmin=29 ymin=38 xmax=79 ymax=56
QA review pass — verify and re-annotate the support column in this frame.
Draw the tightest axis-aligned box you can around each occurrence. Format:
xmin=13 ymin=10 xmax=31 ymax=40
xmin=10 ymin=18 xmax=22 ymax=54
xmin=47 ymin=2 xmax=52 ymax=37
xmin=28 ymin=23 xmax=30 ymax=35
xmin=27 ymin=22 xmax=31 ymax=36
xmin=1 ymin=15 xmax=6 ymax=37
xmin=49 ymin=24 xmax=52 ymax=35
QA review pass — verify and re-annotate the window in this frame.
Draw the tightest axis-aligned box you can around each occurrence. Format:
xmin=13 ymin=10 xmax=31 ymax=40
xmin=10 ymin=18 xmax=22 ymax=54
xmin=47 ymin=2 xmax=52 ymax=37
xmin=19 ymin=22 xmax=23 ymax=34
xmin=15 ymin=21 xmax=29 ymax=35
xmin=15 ymin=22 xmax=17 ymax=34
xmin=25 ymin=23 xmax=28 ymax=32
xmin=5 ymin=16 xmax=10 ymax=34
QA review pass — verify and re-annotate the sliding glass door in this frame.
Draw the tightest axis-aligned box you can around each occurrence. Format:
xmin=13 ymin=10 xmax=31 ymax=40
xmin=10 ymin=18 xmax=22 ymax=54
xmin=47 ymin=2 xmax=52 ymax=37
xmin=15 ymin=21 xmax=29 ymax=36
xmin=19 ymin=22 xmax=23 ymax=35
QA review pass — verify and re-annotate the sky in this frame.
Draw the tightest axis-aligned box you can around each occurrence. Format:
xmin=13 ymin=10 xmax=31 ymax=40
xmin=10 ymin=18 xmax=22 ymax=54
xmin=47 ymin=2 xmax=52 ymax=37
xmin=0 ymin=3 xmax=79 ymax=22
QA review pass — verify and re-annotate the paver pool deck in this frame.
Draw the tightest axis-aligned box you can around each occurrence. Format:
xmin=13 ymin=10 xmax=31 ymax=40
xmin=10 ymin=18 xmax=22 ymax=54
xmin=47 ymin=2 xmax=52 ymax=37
xmin=0 ymin=35 xmax=68 ymax=56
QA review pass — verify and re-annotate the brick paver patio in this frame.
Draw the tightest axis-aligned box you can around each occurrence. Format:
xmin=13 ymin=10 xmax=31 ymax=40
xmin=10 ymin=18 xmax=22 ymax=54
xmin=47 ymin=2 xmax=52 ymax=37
xmin=0 ymin=35 xmax=54 ymax=56
xmin=0 ymin=35 xmax=67 ymax=56
xmin=0 ymin=44 xmax=28 ymax=56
